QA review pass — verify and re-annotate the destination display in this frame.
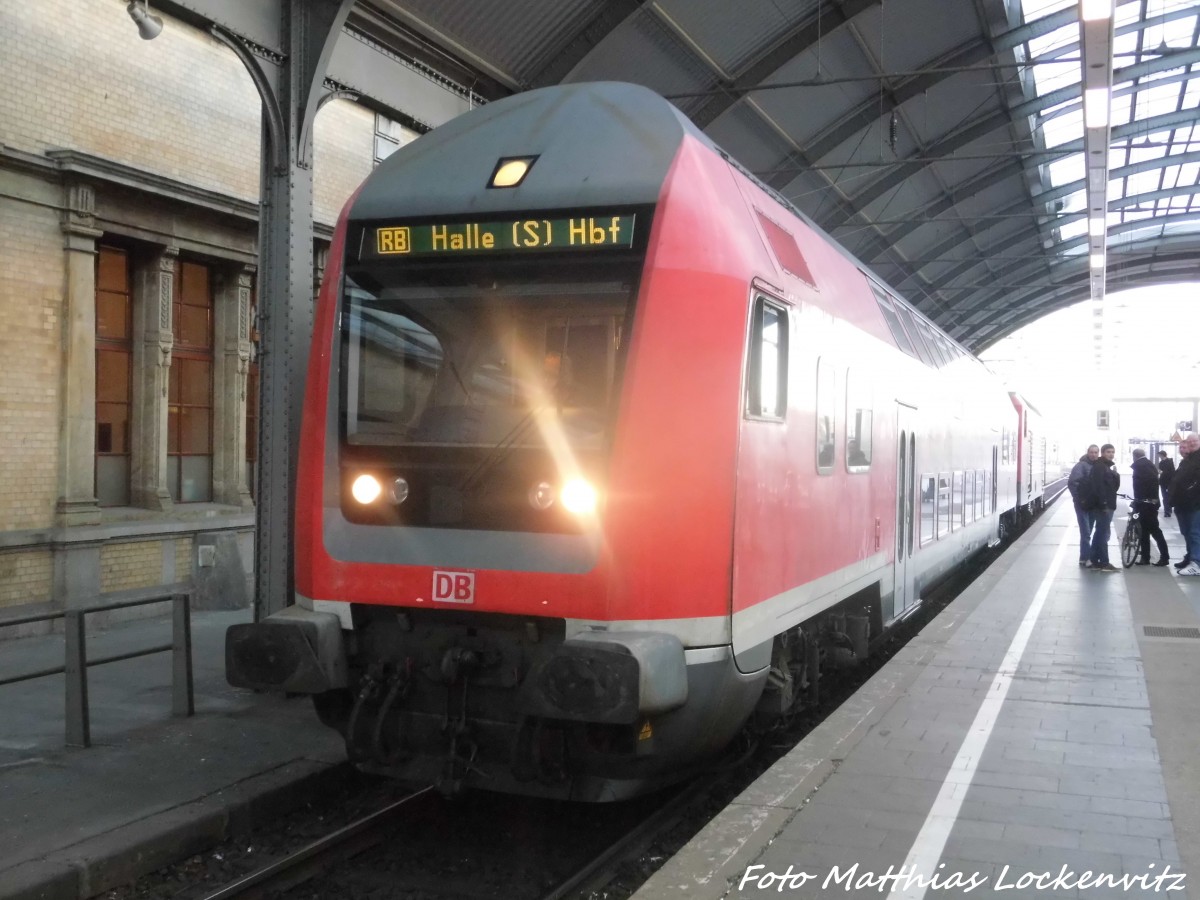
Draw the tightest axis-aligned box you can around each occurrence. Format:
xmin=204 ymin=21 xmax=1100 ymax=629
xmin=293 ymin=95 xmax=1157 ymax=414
xmin=371 ymin=214 xmax=637 ymax=257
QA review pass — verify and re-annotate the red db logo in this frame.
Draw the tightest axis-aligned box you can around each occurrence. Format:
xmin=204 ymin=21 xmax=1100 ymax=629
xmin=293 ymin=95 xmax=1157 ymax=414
xmin=432 ymin=571 xmax=475 ymax=604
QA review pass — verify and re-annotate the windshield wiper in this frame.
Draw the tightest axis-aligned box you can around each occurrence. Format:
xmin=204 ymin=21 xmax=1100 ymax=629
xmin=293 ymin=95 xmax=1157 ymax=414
xmin=457 ymin=407 xmax=544 ymax=494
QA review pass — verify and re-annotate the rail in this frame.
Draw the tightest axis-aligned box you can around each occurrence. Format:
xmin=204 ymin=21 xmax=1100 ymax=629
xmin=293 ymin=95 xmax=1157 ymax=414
xmin=0 ymin=582 xmax=194 ymax=747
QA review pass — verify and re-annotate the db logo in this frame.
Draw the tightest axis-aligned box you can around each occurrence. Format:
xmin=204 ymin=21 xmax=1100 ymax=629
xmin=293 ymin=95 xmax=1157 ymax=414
xmin=432 ymin=570 xmax=475 ymax=604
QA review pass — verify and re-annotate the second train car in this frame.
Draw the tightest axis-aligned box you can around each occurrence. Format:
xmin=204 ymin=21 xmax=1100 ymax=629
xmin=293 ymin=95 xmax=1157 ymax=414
xmin=228 ymin=82 xmax=1044 ymax=801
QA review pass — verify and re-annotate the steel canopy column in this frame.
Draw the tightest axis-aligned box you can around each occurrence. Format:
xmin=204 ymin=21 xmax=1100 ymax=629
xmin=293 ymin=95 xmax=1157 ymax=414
xmin=213 ymin=0 xmax=355 ymax=620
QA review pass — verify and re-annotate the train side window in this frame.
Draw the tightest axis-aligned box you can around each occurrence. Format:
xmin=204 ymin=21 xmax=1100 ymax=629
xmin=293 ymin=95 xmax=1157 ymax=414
xmin=975 ymin=470 xmax=985 ymax=519
xmin=816 ymin=357 xmax=835 ymax=473
xmin=912 ymin=317 xmax=946 ymax=367
xmin=892 ymin=303 xmax=935 ymax=367
xmin=955 ymin=471 xmax=967 ymax=526
xmin=747 ymin=297 xmax=788 ymax=419
xmin=936 ymin=334 xmax=957 ymax=366
xmin=845 ymin=369 xmax=872 ymax=471
xmin=919 ymin=474 xmax=936 ymax=545
xmin=964 ymin=471 xmax=975 ymax=524
xmin=937 ymin=473 xmax=951 ymax=537
xmin=871 ymin=286 xmax=919 ymax=360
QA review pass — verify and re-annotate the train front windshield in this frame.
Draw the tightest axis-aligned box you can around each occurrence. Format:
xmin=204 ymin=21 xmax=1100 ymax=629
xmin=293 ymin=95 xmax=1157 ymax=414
xmin=338 ymin=258 xmax=640 ymax=531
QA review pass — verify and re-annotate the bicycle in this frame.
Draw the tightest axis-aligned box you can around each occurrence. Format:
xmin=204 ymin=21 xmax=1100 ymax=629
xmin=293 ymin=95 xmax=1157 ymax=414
xmin=1117 ymin=494 xmax=1161 ymax=568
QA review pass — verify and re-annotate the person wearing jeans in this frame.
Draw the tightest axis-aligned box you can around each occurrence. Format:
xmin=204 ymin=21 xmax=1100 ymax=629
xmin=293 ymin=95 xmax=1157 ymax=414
xmin=1171 ymin=434 xmax=1200 ymax=575
xmin=1068 ymin=444 xmax=1099 ymax=566
xmin=1089 ymin=444 xmax=1120 ymax=572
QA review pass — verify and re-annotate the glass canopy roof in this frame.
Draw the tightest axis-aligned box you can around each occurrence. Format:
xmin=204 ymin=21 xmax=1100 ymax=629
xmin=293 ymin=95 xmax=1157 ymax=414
xmin=1023 ymin=0 xmax=1200 ymax=260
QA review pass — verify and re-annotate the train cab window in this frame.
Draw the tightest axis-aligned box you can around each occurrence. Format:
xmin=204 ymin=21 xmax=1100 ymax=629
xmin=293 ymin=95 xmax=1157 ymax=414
xmin=936 ymin=473 xmax=951 ymax=537
xmin=845 ymin=369 xmax=872 ymax=471
xmin=919 ymin=474 xmax=936 ymax=545
xmin=346 ymin=309 xmax=442 ymax=439
xmin=747 ymin=297 xmax=788 ymax=419
xmin=816 ymin=357 xmax=835 ymax=472
xmin=341 ymin=269 xmax=632 ymax=454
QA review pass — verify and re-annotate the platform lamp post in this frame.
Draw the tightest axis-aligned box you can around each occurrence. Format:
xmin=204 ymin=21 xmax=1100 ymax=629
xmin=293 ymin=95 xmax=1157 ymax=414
xmin=117 ymin=0 xmax=371 ymax=621
xmin=208 ymin=0 xmax=357 ymax=620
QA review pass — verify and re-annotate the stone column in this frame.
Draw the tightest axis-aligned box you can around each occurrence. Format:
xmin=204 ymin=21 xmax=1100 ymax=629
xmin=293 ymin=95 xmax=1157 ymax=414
xmin=131 ymin=247 xmax=176 ymax=510
xmin=57 ymin=183 xmax=103 ymax=527
xmin=213 ymin=266 xmax=254 ymax=508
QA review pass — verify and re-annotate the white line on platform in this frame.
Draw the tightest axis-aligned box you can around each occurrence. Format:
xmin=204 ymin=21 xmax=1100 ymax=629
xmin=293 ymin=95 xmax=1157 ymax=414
xmin=887 ymin=528 xmax=1072 ymax=900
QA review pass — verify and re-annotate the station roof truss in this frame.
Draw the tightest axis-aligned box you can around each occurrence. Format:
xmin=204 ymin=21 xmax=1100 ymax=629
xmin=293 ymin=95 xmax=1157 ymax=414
xmin=352 ymin=0 xmax=1200 ymax=352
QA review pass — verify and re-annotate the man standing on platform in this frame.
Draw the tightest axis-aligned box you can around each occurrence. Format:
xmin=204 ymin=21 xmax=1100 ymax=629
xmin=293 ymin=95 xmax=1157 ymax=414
xmin=1088 ymin=443 xmax=1120 ymax=572
xmin=1131 ymin=448 xmax=1169 ymax=566
xmin=1171 ymin=434 xmax=1200 ymax=576
xmin=1158 ymin=450 xmax=1176 ymax=518
xmin=1069 ymin=444 xmax=1099 ymax=567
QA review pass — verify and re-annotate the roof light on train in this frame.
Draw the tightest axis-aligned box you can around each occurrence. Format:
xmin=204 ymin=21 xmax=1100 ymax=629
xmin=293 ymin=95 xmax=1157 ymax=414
xmin=529 ymin=481 xmax=556 ymax=511
xmin=560 ymin=478 xmax=597 ymax=516
xmin=351 ymin=474 xmax=382 ymax=504
xmin=490 ymin=156 xmax=536 ymax=188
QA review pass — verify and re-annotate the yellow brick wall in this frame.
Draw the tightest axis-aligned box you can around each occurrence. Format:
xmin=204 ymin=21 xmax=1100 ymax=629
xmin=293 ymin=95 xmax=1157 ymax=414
xmin=175 ymin=537 xmax=193 ymax=582
xmin=314 ymin=100 xmax=375 ymax=226
xmin=0 ymin=549 xmax=53 ymax=610
xmin=0 ymin=1 xmax=376 ymax=221
xmin=0 ymin=1 xmax=260 ymax=202
xmin=0 ymin=2 xmax=382 ymax=535
xmin=100 ymin=541 xmax=162 ymax=593
xmin=0 ymin=195 xmax=63 ymax=531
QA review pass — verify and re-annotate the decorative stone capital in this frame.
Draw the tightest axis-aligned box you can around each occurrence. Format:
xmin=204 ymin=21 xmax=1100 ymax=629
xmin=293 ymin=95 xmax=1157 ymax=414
xmin=61 ymin=183 xmax=100 ymax=238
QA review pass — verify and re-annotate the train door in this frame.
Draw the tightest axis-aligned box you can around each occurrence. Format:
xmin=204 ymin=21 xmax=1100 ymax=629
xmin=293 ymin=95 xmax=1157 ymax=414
xmin=893 ymin=403 xmax=917 ymax=617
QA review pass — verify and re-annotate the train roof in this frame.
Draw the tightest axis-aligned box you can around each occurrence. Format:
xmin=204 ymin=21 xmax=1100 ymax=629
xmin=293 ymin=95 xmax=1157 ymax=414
xmin=348 ymin=82 xmax=710 ymax=222
xmin=347 ymin=81 xmax=983 ymax=367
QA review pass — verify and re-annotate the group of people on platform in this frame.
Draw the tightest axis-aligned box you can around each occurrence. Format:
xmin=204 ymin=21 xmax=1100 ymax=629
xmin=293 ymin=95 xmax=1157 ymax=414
xmin=1067 ymin=433 xmax=1200 ymax=575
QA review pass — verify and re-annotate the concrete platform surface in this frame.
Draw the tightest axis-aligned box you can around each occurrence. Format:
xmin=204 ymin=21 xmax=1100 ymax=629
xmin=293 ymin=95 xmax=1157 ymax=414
xmin=0 ymin=608 xmax=345 ymax=900
xmin=635 ymin=500 xmax=1200 ymax=899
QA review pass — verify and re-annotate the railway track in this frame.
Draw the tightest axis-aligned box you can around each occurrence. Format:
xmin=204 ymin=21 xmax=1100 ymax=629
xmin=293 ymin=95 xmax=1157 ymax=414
xmin=120 ymin=527 xmax=1024 ymax=900
xmin=196 ymin=786 xmax=435 ymax=900
xmin=188 ymin=780 xmax=708 ymax=900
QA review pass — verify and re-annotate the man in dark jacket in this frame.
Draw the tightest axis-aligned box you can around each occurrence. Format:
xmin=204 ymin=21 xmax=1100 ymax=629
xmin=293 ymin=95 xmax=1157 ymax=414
xmin=1131 ymin=448 xmax=1169 ymax=565
xmin=1171 ymin=434 xmax=1200 ymax=575
xmin=1088 ymin=443 xmax=1120 ymax=572
xmin=1068 ymin=445 xmax=1099 ymax=566
xmin=1158 ymin=450 xmax=1176 ymax=517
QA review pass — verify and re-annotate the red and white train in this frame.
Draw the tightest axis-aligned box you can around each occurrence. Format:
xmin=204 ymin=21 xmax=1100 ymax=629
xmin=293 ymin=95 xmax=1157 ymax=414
xmin=227 ymin=82 xmax=1057 ymax=801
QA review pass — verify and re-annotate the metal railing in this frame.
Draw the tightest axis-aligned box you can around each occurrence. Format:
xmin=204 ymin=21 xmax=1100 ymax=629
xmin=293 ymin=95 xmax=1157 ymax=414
xmin=0 ymin=583 xmax=194 ymax=747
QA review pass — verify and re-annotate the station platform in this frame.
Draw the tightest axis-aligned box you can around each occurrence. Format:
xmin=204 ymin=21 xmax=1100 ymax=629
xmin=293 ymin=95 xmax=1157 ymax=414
xmin=3 ymin=501 xmax=1197 ymax=900
xmin=0 ymin=608 xmax=345 ymax=900
xmin=635 ymin=499 xmax=1200 ymax=899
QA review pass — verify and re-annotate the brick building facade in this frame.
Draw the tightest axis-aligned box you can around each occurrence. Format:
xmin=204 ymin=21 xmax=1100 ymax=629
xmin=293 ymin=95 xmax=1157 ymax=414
xmin=0 ymin=1 xmax=416 ymax=626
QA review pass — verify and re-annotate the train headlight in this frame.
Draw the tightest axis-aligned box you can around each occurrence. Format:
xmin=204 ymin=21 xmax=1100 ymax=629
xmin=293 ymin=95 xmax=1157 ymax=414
xmin=388 ymin=477 xmax=410 ymax=505
xmin=529 ymin=481 xmax=556 ymax=510
xmin=351 ymin=474 xmax=382 ymax=504
xmin=560 ymin=478 xmax=597 ymax=515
